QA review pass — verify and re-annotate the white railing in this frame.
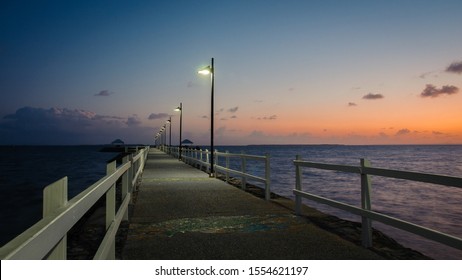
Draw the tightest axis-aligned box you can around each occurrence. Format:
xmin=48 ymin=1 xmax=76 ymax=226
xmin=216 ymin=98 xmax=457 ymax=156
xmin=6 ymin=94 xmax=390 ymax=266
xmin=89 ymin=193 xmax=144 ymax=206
xmin=180 ymin=148 xmax=271 ymax=200
xmin=294 ymin=156 xmax=462 ymax=250
xmin=0 ymin=146 xmax=150 ymax=260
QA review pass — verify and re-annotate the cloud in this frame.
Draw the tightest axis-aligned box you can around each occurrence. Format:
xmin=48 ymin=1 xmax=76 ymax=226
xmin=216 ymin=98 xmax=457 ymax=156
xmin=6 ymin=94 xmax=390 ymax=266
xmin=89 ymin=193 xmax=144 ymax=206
xmin=0 ymin=106 xmax=154 ymax=144
xmin=348 ymin=102 xmax=357 ymax=107
xmin=419 ymin=71 xmax=439 ymax=79
xmin=127 ymin=115 xmax=141 ymax=126
xmin=395 ymin=128 xmax=411 ymax=136
xmin=362 ymin=93 xmax=384 ymax=100
xmin=446 ymin=61 xmax=462 ymax=74
xmin=420 ymin=84 xmax=459 ymax=98
xmin=227 ymin=106 xmax=239 ymax=113
xmin=94 ymin=90 xmax=114 ymax=96
xmin=148 ymin=113 xmax=169 ymax=120
xmin=257 ymin=115 xmax=277 ymax=120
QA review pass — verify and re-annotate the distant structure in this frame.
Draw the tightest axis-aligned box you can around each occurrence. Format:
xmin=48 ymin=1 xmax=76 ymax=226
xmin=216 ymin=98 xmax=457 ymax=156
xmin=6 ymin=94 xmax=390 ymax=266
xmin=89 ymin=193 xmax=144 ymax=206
xmin=111 ymin=139 xmax=125 ymax=147
xmin=181 ymin=139 xmax=193 ymax=146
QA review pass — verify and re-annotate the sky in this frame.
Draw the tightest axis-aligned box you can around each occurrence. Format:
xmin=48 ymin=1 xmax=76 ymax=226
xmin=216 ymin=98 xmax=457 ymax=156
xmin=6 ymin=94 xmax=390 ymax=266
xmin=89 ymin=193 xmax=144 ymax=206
xmin=1 ymin=0 xmax=461 ymax=145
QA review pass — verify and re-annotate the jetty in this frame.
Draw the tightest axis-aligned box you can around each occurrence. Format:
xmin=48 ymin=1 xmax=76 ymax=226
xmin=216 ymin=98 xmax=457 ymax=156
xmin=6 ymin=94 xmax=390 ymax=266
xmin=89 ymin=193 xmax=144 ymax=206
xmin=121 ymin=148 xmax=381 ymax=259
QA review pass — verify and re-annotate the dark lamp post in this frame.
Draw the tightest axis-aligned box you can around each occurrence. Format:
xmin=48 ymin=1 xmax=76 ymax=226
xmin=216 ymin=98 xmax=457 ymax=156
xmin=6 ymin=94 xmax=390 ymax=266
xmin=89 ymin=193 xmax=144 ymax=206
xmin=174 ymin=103 xmax=183 ymax=160
xmin=198 ymin=58 xmax=215 ymax=177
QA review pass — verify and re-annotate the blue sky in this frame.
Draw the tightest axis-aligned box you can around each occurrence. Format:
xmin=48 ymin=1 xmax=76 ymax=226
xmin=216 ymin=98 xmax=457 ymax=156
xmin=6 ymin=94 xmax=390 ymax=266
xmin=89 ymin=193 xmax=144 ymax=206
xmin=1 ymin=0 xmax=461 ymax=145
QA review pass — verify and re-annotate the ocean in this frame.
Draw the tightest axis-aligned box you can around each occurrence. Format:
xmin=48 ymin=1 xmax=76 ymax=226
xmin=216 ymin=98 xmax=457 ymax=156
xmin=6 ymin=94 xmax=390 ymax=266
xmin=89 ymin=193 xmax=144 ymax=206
xmin=0 ymin=145 xmax=120 ymax=247
xmin=0 ymin=144 xmax=461 ymax=259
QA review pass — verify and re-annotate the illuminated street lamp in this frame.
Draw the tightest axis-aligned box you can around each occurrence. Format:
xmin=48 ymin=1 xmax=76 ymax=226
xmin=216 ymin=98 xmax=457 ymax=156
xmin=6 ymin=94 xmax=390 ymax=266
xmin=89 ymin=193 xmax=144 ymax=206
xmin=166 ymin=117 xmax=172 ymax=150
xmin=174 ymin=103 xmax=183 ymax=160
xmin=198 ymin=58 xmax=215 ymax=177
xmin=160 ymin=124 xmax=166 ymax=149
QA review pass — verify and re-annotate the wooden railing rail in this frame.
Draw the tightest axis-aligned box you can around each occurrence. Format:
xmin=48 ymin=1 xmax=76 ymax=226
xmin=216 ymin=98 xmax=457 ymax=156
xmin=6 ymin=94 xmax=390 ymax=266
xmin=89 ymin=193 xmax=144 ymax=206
xmin=294 ymin=156 xmax=462 ymax=250
xmin=0 ymin=146 xmax=149 ymax=260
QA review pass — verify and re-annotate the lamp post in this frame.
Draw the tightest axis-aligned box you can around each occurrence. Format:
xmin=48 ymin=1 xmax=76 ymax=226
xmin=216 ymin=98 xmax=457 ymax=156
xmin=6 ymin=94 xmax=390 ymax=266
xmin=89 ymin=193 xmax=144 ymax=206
xmin=166 ymin=117 xmax=172 ymax=153
xmin=198 ymin=58 xmax=215 ymax=177
xmin=174 ymin=102 xmax=183 ymax=160
xmin=161 ymin=125 xmax=166 ymax=150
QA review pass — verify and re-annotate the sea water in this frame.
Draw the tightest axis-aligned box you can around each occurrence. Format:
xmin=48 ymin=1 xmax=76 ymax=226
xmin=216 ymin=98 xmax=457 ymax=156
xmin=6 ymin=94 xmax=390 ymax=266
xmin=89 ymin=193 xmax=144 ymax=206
xmin=0 ymin=145 xmax=119 ymax=246
xmin=1 ymin=145 xmax=461 ymax=259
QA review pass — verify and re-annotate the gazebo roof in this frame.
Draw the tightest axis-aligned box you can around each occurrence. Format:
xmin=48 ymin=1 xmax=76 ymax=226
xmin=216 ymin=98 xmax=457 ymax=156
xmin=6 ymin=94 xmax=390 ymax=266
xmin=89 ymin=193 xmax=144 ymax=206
xmin=181 ymin=139 xmax=193 ymax=145
xmin=111 ymin=139 xmax=125 ymax=145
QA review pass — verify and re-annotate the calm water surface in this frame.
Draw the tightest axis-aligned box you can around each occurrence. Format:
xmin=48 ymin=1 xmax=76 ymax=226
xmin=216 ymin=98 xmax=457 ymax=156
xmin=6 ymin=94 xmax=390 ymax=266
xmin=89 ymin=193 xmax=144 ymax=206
xmin=0 ymin=146 xmax=119 ymax=246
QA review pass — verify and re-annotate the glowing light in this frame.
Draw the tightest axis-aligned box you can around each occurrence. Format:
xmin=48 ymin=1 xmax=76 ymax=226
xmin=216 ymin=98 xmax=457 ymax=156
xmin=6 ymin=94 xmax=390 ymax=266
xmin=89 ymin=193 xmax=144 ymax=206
xmin=198 ymin=66 xmax=212 ymax=75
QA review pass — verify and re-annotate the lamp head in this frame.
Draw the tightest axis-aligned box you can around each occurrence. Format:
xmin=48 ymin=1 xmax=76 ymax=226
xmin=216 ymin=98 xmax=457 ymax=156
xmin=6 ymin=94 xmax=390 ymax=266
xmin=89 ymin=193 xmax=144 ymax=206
xmin=198 ymin=66 xmax=212 ymax=75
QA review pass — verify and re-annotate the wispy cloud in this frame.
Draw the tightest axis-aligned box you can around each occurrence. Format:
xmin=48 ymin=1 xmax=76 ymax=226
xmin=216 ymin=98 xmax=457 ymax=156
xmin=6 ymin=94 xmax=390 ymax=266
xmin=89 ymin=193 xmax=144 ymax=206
xmin=362 ymin=93 xmax=384 ymax=100
xmin=395 ymin=128 xmax=411 ymax=136
xmin=420 ymin=84 xmax=459 ymax=98
xmin=94 ymin=90 xmax=114 ymax=96
xmin=228 ymin=106 xmax=239 ymax=113
xmin=446 ymin=61 xmax=462 ymax=74
xmin=257 ymin=115 xmax=277 ymax=120
xmin=419 ymin=71 xmax=439 ymax=79
xmin=348 ymin=102 xmax=357 ymax=107
xmin=148 ymin=113 xmax=169 ymax=120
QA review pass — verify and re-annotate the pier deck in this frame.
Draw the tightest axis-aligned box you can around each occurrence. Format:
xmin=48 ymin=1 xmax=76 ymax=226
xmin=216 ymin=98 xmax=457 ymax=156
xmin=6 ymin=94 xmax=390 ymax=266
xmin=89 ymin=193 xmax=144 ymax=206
xmin=121 ymin=149 xmax=382 ymax=259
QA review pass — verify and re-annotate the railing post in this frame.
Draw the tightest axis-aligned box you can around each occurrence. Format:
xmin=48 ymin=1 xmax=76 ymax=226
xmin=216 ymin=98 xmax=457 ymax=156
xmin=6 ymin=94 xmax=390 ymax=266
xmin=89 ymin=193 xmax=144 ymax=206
xmin=43 ymin=177 xmax=68 ymax=259
xmin=206 ymin=149 xmax=210 ymax=173
xmin=360 ymin=158 xmax=373 ymax=248
xmin=295 ymin=155 xmax=302 ymax=215
xmin=225 ymin=150 xmax=230 ymax=182
xmin=128 ymin=153 xmax=134 ymax=193
xmin=214 ymin=149 xmax=218 ymax=177
xmin=105 ymin=160 xmax=116 ymax=259
xmin=194 ymin=149 xmax=198 ymax=167
xmin=122 ymin=155 xmax=130 ymax=221
xmin=241 ymin=151 xmax=247 ymax=190
xmin=200 ymin=149 xmax=204 ymax=171
xmin=265 ymin=153 xmax=271 ymax=201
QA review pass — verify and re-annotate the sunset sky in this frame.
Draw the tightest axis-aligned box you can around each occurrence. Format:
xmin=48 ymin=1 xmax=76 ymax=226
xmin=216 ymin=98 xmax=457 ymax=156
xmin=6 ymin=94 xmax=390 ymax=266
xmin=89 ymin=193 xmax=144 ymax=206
xmin=1 ymin=0 xmax=461 ymax=145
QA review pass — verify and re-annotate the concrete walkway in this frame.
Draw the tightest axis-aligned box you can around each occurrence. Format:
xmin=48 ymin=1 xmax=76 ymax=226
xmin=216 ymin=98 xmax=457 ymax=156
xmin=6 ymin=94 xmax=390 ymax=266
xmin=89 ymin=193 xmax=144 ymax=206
xmin=121 ymin=149 xmax=382 ymax=260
